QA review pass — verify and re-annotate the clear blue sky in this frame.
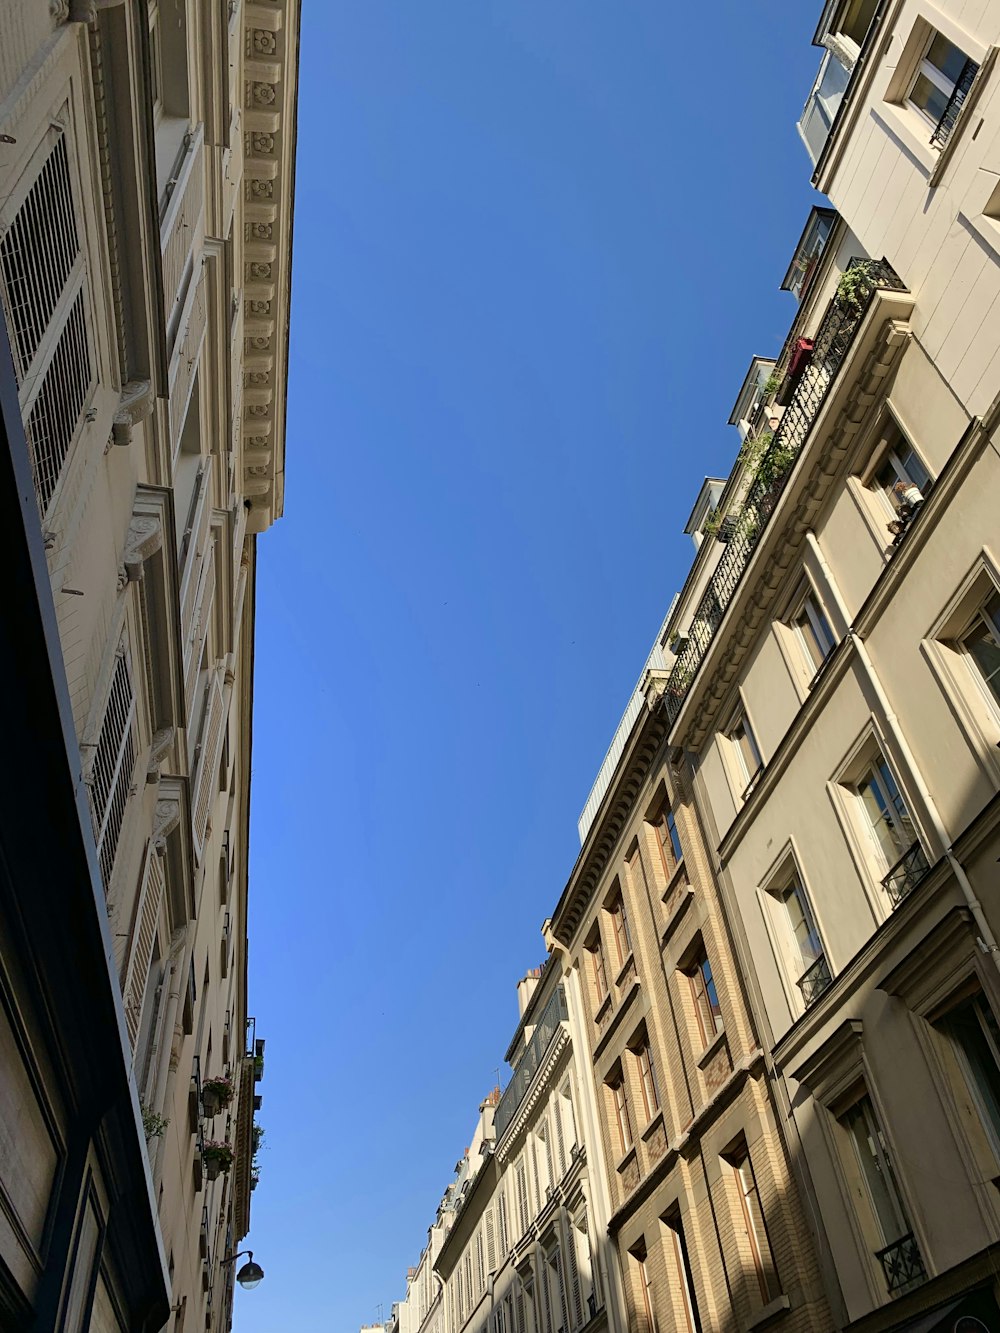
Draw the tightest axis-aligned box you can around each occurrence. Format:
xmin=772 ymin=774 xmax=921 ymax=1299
xmin=239 ymin=5 xmax=821 ymax=1328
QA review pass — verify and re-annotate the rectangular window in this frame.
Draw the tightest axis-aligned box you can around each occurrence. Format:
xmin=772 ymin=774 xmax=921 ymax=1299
xmin=960 ymin=591 xmax=1000 ymax=709
xmin=610 ymin=892 xmax=632 ymax=966
xmin=609 ymin=1069 xmax=634 ymax=1155
xmin=940 ymin=995 xmax=1000 ymax=1159
xmin=842 ymin=1096 xmax=914 ymax=1264
xmin=653 ymin=805 xmax=683 ymax=872
xmin=730 ymin=1145 xmax=780 ymax=1304
xmin=793 ymin=593 xmax=836 ymax=675
xmin=664 ymin=1214 xmax=701 ymax=1333
xmin=629 ymin=1242 xmax=655 ymax=1333
xmin=727 ymin=709 xmax=762 ymax=796
xmin=855 ymin=752 xmax=918 ymax=873
xmin=635 ymin=1036 xmax=660 ymax=1122
xmin=907 ymin=31 xmax=976 ymax=136
xmin=589 ymin=935 xmax=609 ymax=1004
xmin=871 ymin=424 xmax=929 ymax=513
xmin=89 ymin=647 xmax=139 ymax=890
xmin=774 ymin=876 xmax=830 ymax=1005
xmin=688 ymin=948 xmax=723 ymax=1048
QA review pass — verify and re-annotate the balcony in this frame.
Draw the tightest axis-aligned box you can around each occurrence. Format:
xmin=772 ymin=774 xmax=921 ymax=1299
xmin=661 ymin=260 xmax=906 ymax=731
xmin=876 ymin=1231 xmax=926 ymax=1295
xmin=929 ymin=56 xmax=979 ymax=150
xmin=881 ymin=842 xmax=930 ymax=907
xmin=494 ymin=985 xmax=568 ymax=1139
xmin=797 ymin=954 xmax=833 ymax=1007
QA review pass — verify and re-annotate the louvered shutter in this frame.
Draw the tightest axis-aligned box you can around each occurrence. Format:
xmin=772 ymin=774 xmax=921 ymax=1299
xmin=89 ymin=646 xmax=138 ymax=888
xmin=565 ymin=1228 xmax=583 ymax=1330
xmin=516 ymin=1161 xmax=529 ymax=1236
xmin=543 ymin=1123 xmax=555 ymax=1191
xmin=121 ymin=846 xmax=166 ymax=1048
xmin=515 ymin=1291 xmax=526 ymax=1333
xmin=554 ymin=1101 xmax=566 ymax=1178
xmin=192 ymin=674 xmax=226 ymax=854
xmin=0 ymin=123 xmax=94 ymax=516
xmin=540 ymin=1261 xmax=553 ymax=1333
xmin=553 ymin=1252 xmax=569 ymax=1333
xmin=485 ymin=1208 xmax=496 ymax=1272
xmin=497 ymin=1188 xmax=509 ymax=1256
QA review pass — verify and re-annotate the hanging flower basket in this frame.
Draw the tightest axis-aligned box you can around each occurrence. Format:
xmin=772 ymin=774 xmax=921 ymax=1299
xmin=203 ymin=1141 xmax=234 ymax=1181
xmin=202 ymin=1075 xmax=234 ymax=1119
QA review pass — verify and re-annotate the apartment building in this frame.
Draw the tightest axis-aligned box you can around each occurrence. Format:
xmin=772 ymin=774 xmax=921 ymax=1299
xmin=0 ymin=1 xmax=297 ymax=1330
xmin=387 ymin=965 xmax=616 ymax=1333
xmin=652 ymin=2 xmax=1000 ymax=1329
xmin=543 ymin=625 xmax=832 ymax=1333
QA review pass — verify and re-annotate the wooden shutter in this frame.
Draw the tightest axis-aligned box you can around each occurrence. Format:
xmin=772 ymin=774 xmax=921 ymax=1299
xmin=553 ymin=1099 xmax=566 ymax=1177
xmin=515 ymin=1291 xmax=526 ymax=1333
xmin=192 ymin=673 xmax=226 ymax=854
xmin=540 ymin=1259 xmax=553 ymax=1333
xmin=516 ymin=1160 xmax=529 ymax=1236
xmin=565 ymin=1227 xmax=583 ymax=1330
xmin=121 ymin=846 xmax=166 ymax=1048
xmin=553 ymin=1251 xmax=569 ymax=1333
xmin=497 ymin=1187 xmax=508 ymax=1255
xmin=485 ymin=1208 xmax=496 ymax=1272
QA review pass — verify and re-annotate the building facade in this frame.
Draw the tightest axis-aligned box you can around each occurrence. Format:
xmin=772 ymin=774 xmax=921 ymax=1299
xmin=0 ymin=0 xmax=297 ymax=1329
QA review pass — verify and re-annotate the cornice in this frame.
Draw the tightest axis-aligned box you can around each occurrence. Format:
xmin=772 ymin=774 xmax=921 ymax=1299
xmin=550 ymin=707 xmax=668 ymax=949
xmin=240 ymin=0 xmax=300 ymax=533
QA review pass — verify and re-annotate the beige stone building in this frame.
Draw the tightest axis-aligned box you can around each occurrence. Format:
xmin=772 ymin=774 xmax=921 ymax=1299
xmin=0 ymin=0 xmax=298 ymax=1329
xmin=655 ymin=1 xmax=1000 ymax=1328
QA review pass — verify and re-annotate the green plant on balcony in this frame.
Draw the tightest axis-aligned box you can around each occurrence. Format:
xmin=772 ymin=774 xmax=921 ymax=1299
xmin=836 ymin=265 xmax=872 ymax=310
xmin=253 ymin=1051 xmax=264 ymax=1082
xmin=141 ymin=1104 xmax=169 ymax=1142
xmin=202 ymin=1074 xmax=234 ymax=1119
xmin=762 ymin=372 xmax=782 ymax=398
xmin=250 ymin=1121 xmax=264 ymax=1191
xmin=756 ymin=436 xmax=798 ymax=494
xmin=203 ymin=1140 xmax=234 ymax=1181
xmin=702 ymin=507 xmax=722 ymax=539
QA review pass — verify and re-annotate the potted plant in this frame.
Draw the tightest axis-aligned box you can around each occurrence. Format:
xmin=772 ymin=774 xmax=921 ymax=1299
xmin=203 ymin=1140 xmax=234 ymax=1181
xmin=141 ymin=1104 xmax=169 ymax=1142
xmin=202 ymin=1074 xmax=234 ymax=1119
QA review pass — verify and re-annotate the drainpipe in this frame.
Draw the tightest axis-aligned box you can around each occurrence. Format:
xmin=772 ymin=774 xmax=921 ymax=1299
xmin=805 ymin=531 xmax=1000 ymax=971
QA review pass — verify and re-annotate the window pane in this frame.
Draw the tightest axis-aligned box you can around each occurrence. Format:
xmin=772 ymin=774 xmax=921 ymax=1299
xmin=782 ymin=883 xmax=822 ymax=968
xmin=667 ymin=810 xmax=683 ymax=864
xmin=944 ymin=997 xmax=1000 ymax=1155
xmin=927 ymin=32 xmax=967 ymax=84
xmin=701 ymin=958 xmax=723 ymax=1033
xmin=844 ymin=1099 xmax=909 ymax=1245
xmin=858 ymin=759 xmax=914 ymax=865
xmin=964 ymin=602 xmax=1000 ymax=705
xmin=910 ymin=71 xmax=950 ymax=122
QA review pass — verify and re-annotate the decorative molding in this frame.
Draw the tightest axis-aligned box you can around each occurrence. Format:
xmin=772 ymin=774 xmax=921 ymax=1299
xmin=112 ymin=379 xmax=154 ymax=447
xmin=146 ymin=727 xmax=175 ymax=781
xmin=153 ymin=798 xmax=181 ymax=854
xmin=123 ymin=512 xmax=163 ymax=582
xmin=495 ymin=1026 xmax=570 ymax=1162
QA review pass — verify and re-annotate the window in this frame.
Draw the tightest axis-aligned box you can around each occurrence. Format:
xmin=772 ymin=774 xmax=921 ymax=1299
xmin=842 ymin=1096 xmax=917 ymax=1270
xmin=907 ymin=31 xmax=975 ymax=134
xmin=633 ymin=1033 xmax=661 ymax=1122
xmin=774 ymin=876 xmax=828 ymax=1002
xmin=588 ymin=934 xmax=609 ymax=1005
xmin=663 ymin=1213 xmax=701 ymax=1333
xmin=609 ymin=1067 xmax=634 ymax=1155
xmin=871 ymin=423 xmax=929 ymax=513
xmin=652 ymin=804 xmax=683 ymax=872
xmin=729 ymin=1144 xmax=780 ymax=1304
xmin=854 ymin=752 xmax=919 ymax=875
xmin=629 ymin=1242 xmax=655 ymax=1333
xmin=727 ymin=709 xmax=762 ymax=796
xmin=89 ymin=646 xmax=139 ymax=889
xmin=792 ymin=592 xmax=836 ymax=675
xmin=959 ymin=591 xmax=1000 ymax=709
xmin=687 ymin=948 xmax=723 ymax=1048
xmin=940 ymin=994 xmax=1000 ymax=1159
xmin=610 ymin=892 xmax=632 ymax=966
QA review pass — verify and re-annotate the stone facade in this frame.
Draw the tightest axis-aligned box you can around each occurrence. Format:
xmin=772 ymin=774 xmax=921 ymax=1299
xmin=0 ymin=0 xmax=297 ymax=1328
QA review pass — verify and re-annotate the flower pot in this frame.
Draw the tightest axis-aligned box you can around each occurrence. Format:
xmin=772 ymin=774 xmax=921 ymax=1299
xmin=205 ymin=1156 xmax=221 ymax=1182
xmin=202 ymin=1088 xmax=221 ymax=1119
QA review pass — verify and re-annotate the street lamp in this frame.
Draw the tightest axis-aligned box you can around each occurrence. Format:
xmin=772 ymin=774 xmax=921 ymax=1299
xmin=221 ymin=1250 xmax=264 ymax=1290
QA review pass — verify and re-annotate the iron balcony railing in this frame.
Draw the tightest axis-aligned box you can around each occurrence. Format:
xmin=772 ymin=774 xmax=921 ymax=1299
xmin=882 ymin=841 xmax=930 ymax=907
xmin=930 ymin=58 xmax=979 ymax=150
xmin=495 ymin=986 xmax=568 ymax=1139
xmin=662 ymin=259 xmax=906 ymax=730
xmin=876 ymin=1231 xmax=926 ymax=1295
xmin=797 ymin=954 xmax=833 ymax=1007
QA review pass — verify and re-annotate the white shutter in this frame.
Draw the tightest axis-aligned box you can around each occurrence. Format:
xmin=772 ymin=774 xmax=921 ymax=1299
xmin=485 ymin=1208 xmax=496 ymax=1272
xmin=497 ymin=1187 xmax=509 ymax=1256
xmin=553 ymin=1252 xmax=569 ymax=1333
xmin=89 ymin=646 xmax=138 ymax=889
xmin=565 ymin=1228 xmax=583 ymax=1330
xmin=554 ymin=1099 xmax=566 ymax=1178
xmin=121 ymin=846 xmax=165 ymax=1048
xmin=192 ymin=673 xmax=226 ymax=854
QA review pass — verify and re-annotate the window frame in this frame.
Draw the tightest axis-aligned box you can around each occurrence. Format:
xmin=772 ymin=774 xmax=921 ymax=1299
xmin=686 ymin=946 xmax=724 ymax=1050
xmin=632 ymin=1030 xmax=661 ymax=1124
xmin=729 ymin=1144 xmax=781 ymax=1306
xmin=724 ymin=704 xmax=764 ymax=801
xmin=663 ymin=1210 xmax=701 ymax=1333
xmin=853 ymin=751 xmax=920 ymax=878
xmin=792 ymin=589 xmax=837 ymax=677
xmin=609 ymin=889 xmax=633 ymax=968
xmin=957 ymin=591 xmax=1000 ymax=712
xmin=608 ymin=1066 xmax=634 ymax=1157
xmin=905 ymin=29 xmax=970 ymax=129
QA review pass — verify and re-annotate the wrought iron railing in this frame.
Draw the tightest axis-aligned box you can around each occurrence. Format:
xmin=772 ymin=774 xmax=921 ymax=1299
xmin=797 ymin=954 xmax=833 ymax=1007
xmin=661 ymin=260 xmax=906 ymax=729
xmin=495 ymin=986 xmax=568 ymax=1139
xmin=876 ymin=1231 xmax=926 ymax=1294
xmin=930 ymin=58 xmax=979 ymax=150
xmin=882 ymin=841 xmax=930 ymax=907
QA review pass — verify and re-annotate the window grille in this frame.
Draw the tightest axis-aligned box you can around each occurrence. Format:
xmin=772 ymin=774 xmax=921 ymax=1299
xmin=90 ymin=648 xmax=138 ymax=888
xmin=26 ymin=289 xmax=91 ymax=513
xmin=0 ymin=134 xmax=79 ymax=380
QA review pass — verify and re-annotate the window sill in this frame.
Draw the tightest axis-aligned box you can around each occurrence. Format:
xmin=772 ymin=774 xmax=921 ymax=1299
xmin=744 ymin=1294 xmax=790 ymax=1332
xmin=696 ymin=1027 xmax=727 ymax=1072
xmin=613 ymin=951 xmax=636 ymax=990
xmin=614 ymin=1144 xmax=637 ymax=1176
xmin=660 ymin=857 xmax=687 ymax=901
xmin=594 ymin=994 xmax=612 ymax=1028
xmin=640 ymin=1109 xmax=665 ymax=1144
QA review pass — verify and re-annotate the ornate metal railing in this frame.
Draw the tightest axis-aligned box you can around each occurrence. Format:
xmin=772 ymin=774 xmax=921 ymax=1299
xmin=876 ymin=1231 xmax=926 ymax=1294
xmin=797 ymin=954 xmax=833 ymax=1007
xmin=882 ymin=841 xmax=930 ymax=907
xmin=495 ymin=986 xmax=568 ymax=1139
xmin=930 ymin=58 xmax=979 ymax=150
xmin=662 ymin=259 xmax=906 ymax=728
